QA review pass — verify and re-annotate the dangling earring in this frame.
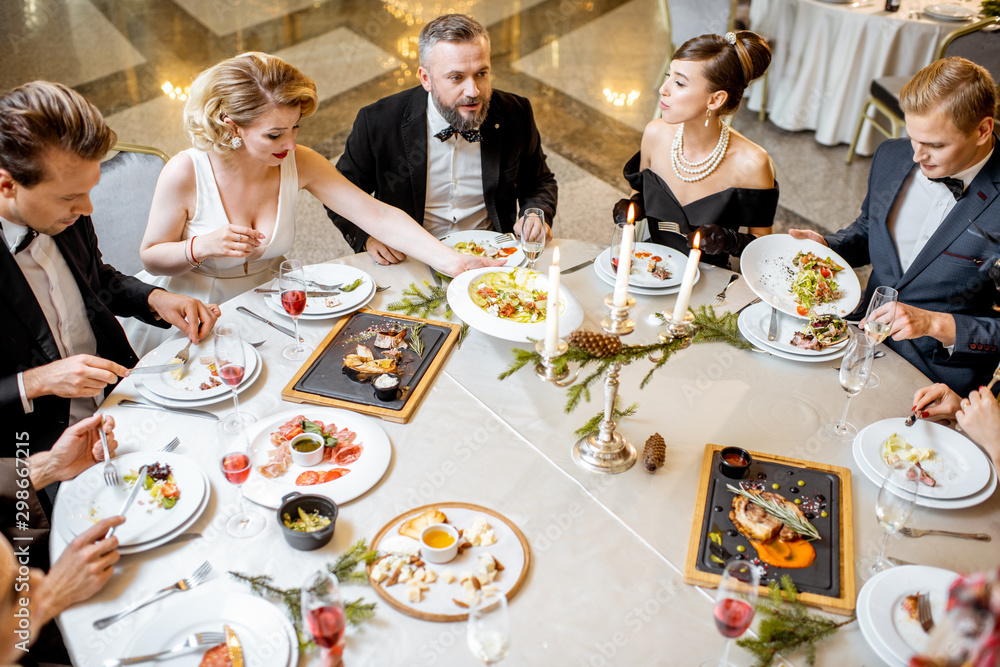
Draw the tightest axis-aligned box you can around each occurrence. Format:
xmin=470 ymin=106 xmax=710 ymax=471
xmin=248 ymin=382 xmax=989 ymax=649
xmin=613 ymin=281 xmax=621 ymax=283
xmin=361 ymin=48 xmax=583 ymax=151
xmin=705 ymin=108 xmax=712 ymax=127
xmin=230 ymin=136 xmax=243 ymax=149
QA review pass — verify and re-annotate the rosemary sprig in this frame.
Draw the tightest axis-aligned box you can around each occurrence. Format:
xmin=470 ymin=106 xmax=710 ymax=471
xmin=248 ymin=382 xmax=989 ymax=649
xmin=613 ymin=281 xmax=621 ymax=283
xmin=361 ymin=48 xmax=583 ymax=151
xmin=727 ymin=484 xmax=821 ymax=541
xmin=408 ymin=323 xmax=426 ymax=358
xmin=457 ymin=321 xmax=470 ymax=348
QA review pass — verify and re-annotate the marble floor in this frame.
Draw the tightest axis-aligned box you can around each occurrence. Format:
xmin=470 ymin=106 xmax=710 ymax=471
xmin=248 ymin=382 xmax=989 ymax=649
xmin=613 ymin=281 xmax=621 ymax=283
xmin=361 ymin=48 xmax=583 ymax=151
xmin=1 ymin=0 xmax=874 ymax=265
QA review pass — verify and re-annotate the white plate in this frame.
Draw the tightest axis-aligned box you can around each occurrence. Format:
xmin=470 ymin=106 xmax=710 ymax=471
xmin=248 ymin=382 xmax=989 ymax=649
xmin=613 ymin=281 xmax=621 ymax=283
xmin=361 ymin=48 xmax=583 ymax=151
xmin=139 ymin=337 xmax=258 ymax=402
xmin=855 ymin=418 xmax=993 ymax=499
xmin=243 ymin=408 xmax=392 ymax=509
xmin=56 ymin=452 xmax=206 ymax=547
xmin=265 ymin=278 xmax=376 ymax=320
xmin=121 ymin=589 xmax=297 ymax=667
xmin=741 ymin=235 xmax=862 ymax=319
xmin=134 ymin=345 xmax=262 ymax=408
xmin=738 ymin=303 xmax=847 ymax=362
xmin=923 ymin=3 xmax=977 ymax=20
xmin=853 ymin=423 xmax=998 ymax=509
xmin=742 ymin=301 xmax=850 ymax=356
xmin=592 ymin=254 xmax=700 ymax=295
xmin=270 ymin=264 xmax=373 ymax=316
xmin=595 ymin=242 xmax=687 ymax=288
xmin=265 ymin=271 xmax=376 ymax=321
xmin=440 ymin=229 xmax=526 ymax=267
xmin=448 ymin=266 xmax=585 ymax=343
xmin=858 ymin=566 xmax=958 ymax=667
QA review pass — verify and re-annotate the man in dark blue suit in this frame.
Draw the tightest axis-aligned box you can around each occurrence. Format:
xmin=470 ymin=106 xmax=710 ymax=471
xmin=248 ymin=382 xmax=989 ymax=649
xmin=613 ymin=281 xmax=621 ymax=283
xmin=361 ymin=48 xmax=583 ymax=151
xmin=793 ymin=57 xmax=1000 ymax=395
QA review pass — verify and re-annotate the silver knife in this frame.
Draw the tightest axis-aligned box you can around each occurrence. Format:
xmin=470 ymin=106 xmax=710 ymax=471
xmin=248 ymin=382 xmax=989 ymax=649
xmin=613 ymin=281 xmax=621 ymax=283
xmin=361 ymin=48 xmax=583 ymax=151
xmin=107 ymin=465 xmax=147 ymax=538
xmin=429 ymin=265 xmax=443 ymax=287
xmin=116 ymin=398 xmax=219 ymax=421
xmin=129 ymin=364 xmax=180 ymax=375
xmin=735 ymin=297 xmax=762 ymax=315
xmin=560 ymin=258 xmax=595 ymax=275
xmin=252 ymin=288 xmax=341 ymax=297
xmin=767 ymin=306 xmax=778 ymax=341
xmin=236 ymin=306 xmax=303 ymax=341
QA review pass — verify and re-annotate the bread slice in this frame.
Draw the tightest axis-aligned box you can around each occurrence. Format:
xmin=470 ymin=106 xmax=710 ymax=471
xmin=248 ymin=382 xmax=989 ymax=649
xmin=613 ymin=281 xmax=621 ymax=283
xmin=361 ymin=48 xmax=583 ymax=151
xmin=398 ymin=509 xmax=448 ymax=539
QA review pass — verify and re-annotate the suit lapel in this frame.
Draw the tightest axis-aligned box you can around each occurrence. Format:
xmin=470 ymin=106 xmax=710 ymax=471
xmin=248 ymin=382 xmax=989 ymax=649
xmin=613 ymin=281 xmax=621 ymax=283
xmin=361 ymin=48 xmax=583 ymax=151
xmin=401 ymin=89 xmax=428 ymax=224
xmin=0 ymin=245 xmax=61 ymax=364
xmin=873 ymin=164 xmax=913 ymax=284
xmin=479 ymin=106 xmax=502 ymax=232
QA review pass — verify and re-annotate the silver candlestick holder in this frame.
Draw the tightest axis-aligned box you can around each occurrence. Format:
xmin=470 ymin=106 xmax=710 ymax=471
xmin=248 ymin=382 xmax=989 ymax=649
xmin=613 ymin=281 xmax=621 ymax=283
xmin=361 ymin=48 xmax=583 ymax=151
xmin=649 ymin=310 xmax=697 ymax=361
xmin=534 ymin=340 xmax=577 ymax=386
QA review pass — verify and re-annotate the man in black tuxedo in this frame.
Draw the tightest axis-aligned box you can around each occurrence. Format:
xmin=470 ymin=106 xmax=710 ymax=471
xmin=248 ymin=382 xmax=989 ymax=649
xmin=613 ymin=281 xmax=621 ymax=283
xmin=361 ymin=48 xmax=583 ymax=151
xmin=792 ymin=57 xmax=1000 ymax=395
xmin=327 ymin=13 xmax=558 ymax=265
xmin=0 ymin=81 xmax=219 ymax=455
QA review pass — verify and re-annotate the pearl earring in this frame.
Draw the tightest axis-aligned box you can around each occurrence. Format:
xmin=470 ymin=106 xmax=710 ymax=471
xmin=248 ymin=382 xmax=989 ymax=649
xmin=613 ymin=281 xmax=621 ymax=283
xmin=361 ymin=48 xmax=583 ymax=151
xmin=230 ymin=136 xmax=243 ymax=149
xmin=705 ymin=108 xmax=712 ymax=127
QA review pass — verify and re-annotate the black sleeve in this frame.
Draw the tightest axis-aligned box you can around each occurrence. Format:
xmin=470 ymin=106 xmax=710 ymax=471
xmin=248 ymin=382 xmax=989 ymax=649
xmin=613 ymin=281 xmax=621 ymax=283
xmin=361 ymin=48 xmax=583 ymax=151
xmin=514 ymin=100 xmax=558 ymax=226
xmin=325 ymin=110 xmax=377 ymax=254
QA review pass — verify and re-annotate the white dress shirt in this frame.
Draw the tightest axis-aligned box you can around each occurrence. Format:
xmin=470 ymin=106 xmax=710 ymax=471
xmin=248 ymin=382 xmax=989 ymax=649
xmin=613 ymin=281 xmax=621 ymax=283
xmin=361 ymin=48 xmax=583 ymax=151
xmin=1 ymin=217 xmax=99 ymax=423
xmin=888 ymin=149 xmax=993 ymax=272
xmin=423 ymin=92 xmax=490 ymax=238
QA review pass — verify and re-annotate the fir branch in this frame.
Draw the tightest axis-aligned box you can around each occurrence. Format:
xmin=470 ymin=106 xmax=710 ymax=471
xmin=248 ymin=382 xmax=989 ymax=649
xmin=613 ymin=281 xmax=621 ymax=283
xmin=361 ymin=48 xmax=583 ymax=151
xmin=574 ymin=401 xmax=639 ymax=438
xmin=457 ymin=322 xmax=470 ymax=348
xmin=344 ymin=597 xmax=377 ymax=626
xmin=327 ymin=539 xmax=379 ymax=585
xmin=726 ymin=485 xmax=821 ymax=541
xmin=692 ymin=305 xmax=752 ymax=349
xmin=387 ymin=281 xmax=451 ymax=319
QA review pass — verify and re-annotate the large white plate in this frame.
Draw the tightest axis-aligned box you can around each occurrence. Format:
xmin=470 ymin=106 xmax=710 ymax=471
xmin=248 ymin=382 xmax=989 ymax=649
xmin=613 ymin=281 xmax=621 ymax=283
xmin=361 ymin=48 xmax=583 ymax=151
xmin=923 ymin=3 xmax=977 ymax=20
xmin=741 ymin=235 xmax=862 ymax=319
xmin=448 ymin=266 xmax=585 ymax=343
xmin=56 ymin=452 xmax=206 ymax=547
xmin=121 ymin=589 xmax=297 ymax=667
xmin=266 ymin=278 xmax=375 ymax=321
xmin=440 ymin=229 xmax=526 ymax=267
xmin=592 ymin=252 xmax=700 ymax=295
xmin=134 ymin=344 xmax=262 ymax=408
xmin=741 ymin=301 xmax=850 ymax=356
xmin=243 ymin=408 xmax=392 ymax=509
xmin=738 ymin=303 xmax=847 ymax=363
xmin=139 ymin=337 xmax=258 ymax=402
xmin=595 ymin=242 xmax=687 ymax=288
xmin=853 ymin=423 xmax=998 ymax=509
xmin=858 ymin=566 xmax=958 ymax=667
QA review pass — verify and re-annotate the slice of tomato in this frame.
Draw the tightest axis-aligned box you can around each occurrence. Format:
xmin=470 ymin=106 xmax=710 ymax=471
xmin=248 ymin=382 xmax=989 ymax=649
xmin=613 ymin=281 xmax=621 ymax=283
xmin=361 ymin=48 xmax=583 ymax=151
xmin=295 ymin=471 xmax=321 ymax=486
xmin=796 ymin=305 xmax=810 ymax=316
xmin=321 ymin=468 xmax=351 ymax=483
xmin=160 ymin=482 xmax=179 ymax=498
xmin=285 ymin=426 xmax=304 ymax=440
xmin=819 ymin=266 xmax=832 ymax=278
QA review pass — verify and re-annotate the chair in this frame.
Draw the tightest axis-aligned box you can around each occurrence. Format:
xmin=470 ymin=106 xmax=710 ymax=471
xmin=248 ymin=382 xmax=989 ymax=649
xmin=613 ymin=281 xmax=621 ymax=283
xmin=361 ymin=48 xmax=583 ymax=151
xmin=845 ymin=16 xmax=1000 ymax=164
xmin=89 ymin=142 xmax=169 ymax=274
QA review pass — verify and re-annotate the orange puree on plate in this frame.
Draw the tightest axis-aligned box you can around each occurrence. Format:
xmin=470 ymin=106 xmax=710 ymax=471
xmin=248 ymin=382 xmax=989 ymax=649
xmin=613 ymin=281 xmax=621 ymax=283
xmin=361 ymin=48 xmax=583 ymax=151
xmin=749 ymin=538 xmax=816 ymax=569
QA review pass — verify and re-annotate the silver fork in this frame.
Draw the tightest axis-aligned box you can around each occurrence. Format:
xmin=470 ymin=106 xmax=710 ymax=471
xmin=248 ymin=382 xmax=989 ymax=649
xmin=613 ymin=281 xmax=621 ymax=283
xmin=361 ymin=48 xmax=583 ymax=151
xmin=159 ymin=437 xmax=180 ymax=453
xmin=92 ymin=561 xmax=213 ymax=629
xmin=99 ymin=415 xmax=118 ymax=486
xmin=713 ymin=275 xmax=740 ymax=305
xmin=658 ymin=221 xmax=681 ymax=235
xmin=917 ymin=592 xmax=934 ymax=633
xmin=103 ymin=632 xmax=225 ymax=666
xmin=172 ymin=340 xmax=193 ymax=368
xmin=986 ymin=361 xmax=1000 ymax=391
xmin=494 ymin=232 xmax=516 ymax=243
xmin=271 ymin=270 xmax=343 ymax=291
xmin=899 ymin=526 xmax=991 ymax=541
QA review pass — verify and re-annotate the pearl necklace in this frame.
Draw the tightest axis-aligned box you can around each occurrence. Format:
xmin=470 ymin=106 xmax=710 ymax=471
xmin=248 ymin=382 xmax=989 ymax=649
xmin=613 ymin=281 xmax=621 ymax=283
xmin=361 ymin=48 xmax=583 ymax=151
xmin=671 ymin=123 xmax=730 ymax=182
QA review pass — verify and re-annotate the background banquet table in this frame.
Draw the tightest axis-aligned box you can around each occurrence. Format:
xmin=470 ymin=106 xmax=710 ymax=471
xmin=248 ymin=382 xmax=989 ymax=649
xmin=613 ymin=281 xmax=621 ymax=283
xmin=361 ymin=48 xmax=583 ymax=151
xmin=745 ymin=0 xmax=957 ymax=154
xmin=53 ymin=239 xmax=1000 ymax=666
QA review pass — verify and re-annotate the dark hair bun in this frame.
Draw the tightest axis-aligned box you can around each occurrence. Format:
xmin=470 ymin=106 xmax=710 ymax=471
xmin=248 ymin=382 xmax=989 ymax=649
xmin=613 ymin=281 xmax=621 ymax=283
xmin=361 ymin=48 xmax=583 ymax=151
xmin=672 ymin=31 xmax=772 ymax=114
xmin=734 ymin=31 xmax=771 ymax=83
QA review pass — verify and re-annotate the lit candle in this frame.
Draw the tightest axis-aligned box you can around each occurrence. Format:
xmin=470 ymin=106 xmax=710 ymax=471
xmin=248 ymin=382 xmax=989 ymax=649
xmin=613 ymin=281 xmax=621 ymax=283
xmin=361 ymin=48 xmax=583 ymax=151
xmin=612 ymin=207 xmax=635 ymax=307
xmin=671 ymin=231 xmax=701 ymax=323
xmin=545 ymin=247 xmax=561 ymax=354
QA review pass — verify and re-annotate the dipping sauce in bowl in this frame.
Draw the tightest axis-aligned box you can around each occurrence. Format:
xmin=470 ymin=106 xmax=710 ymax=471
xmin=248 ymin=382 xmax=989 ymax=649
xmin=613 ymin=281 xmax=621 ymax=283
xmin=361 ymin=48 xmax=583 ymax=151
xmin=423 ymin=529 xmax=456 ymax=549
xmin=290 ymin=433 xmax=325 ymax=467
xmin=420 ymin=523 xmax=460 ymax=564
xmin=719 ymin=446 xmax=753 ymax=479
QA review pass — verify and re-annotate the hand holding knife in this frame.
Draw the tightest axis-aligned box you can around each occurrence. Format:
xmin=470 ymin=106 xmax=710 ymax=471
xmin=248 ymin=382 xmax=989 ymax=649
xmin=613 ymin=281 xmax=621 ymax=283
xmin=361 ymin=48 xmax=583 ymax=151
xmin=107 ymin=465 xmax=147 ymax=539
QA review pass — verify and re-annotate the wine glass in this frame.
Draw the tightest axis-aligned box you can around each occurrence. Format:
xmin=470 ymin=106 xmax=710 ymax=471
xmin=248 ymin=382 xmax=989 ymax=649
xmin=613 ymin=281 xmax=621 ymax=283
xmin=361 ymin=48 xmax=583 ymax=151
xmin=219 ymin=448 xmax=265 ymax=537
xmin=214 ymin=324 xmax=255 ymax=433
xmin=302 ymin=571 xmax=346 ymax=657
xmin=922 ymin=605 xmax=993 ymax=665
xmin=872 ymin=462 xmax=919 ymax=573
xmin=610 ymin=222 xmax=627 ymax=275
xmin=821 ymin=329 xmax=875 ymax=441
xmin=701 ymin=560 xmax=759 ymax=667
xmin=467 ymin=594 xmax=510 ymax=664
xmin=520 ymin=208 xmax=546 ymax=270
xmin=862 ymin=286 xmax=897 ymax=388
xmin=279 ymin=259 xmax=311 ymax=361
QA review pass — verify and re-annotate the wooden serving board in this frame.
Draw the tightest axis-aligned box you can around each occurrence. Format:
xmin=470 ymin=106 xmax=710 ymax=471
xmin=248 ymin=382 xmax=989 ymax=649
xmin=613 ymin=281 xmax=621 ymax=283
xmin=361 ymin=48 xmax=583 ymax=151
xmin=281 ymin=309 xmax=461 ymax=423
xmin=683 ymin=444 xmax=856 ymax=616
xmin=368 ymin=502 xmax=531 ymax=622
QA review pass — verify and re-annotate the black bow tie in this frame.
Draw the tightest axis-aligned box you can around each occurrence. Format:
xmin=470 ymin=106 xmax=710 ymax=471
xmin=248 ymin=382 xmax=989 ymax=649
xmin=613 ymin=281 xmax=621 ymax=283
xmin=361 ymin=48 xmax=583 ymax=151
xmin=434 ymin=126 xmax=482 ymax=143
xmin=13 ymin=228 xmax=37 ymax=254
xmin=930 ymin=176 xmax=966 ymax=201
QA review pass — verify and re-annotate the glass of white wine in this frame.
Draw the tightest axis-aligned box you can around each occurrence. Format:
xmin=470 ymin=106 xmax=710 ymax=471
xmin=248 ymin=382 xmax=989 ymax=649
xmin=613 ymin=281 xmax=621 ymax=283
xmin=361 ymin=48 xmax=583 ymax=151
xmin=520 ymin=208 xmax=546 ymax=270
xmin=872 ymin=462 xmax=919 ymax=573
xmin=822 ymin=329 xmax=875 ymax=441
xmin=862 ymin=286 xmax=897 ymax=389
xmin=467 ymin=594 xmax=509 ymax=664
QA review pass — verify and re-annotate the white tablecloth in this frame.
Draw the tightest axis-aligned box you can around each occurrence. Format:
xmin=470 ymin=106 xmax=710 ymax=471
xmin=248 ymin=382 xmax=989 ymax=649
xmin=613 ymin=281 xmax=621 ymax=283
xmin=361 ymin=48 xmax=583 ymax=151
xmin=746 ymin=0 xmax=955 ymax=154
xmin=52 ymin=240 xmax=1000 ymax=666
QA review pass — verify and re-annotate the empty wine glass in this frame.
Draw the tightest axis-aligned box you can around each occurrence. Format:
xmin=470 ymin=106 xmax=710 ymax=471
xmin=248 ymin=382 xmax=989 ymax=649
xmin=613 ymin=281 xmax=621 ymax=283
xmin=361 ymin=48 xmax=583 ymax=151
xmin=520 ymin=208 xmax=546 ymax=270
xmin=279 ymin=259 xmax=311 ymax=361
xmin=822 ymin=329 xmax=875 ymax=441
xmin=302 ymin=571 xmax=346 ymax=658
xmin=701 ymin=560 xmax=759 ymax=667
xmin=214 ymin=324 xmax=255 ymax=433
xmin=219 ymin=447 xmax=264 ymax=537
xmin=467 ymin=594 xmax=510 ymax=664
xmin=872 ymin=462 xmax=919 ymax=573
xmin=862 ymin=286 xmax=897 ymax=388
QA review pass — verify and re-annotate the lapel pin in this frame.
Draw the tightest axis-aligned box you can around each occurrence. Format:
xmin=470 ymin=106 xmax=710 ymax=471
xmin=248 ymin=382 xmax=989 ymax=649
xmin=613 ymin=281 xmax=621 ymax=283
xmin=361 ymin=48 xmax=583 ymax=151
xmin=494 ymin=123 xmax=499 ymax=129
xmin=979 ymin=191 xmax=987 ymax=200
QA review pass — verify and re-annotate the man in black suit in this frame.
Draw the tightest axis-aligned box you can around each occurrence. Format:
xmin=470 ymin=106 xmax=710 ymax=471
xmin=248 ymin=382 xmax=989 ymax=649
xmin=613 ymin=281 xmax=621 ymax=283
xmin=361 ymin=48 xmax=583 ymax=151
xmin=0 ymin=81 xmax=219 ymax=454
xmin=327 ymin=13 xmax=558 ymax=265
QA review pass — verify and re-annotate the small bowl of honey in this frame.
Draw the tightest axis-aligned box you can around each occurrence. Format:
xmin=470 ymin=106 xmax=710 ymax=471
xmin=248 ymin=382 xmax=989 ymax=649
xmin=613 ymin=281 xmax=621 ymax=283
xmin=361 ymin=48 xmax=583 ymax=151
xmin=420 ymin=523 xmax=460 ymax=564
xmin=719 ymin=447 xmax=752 ymax=479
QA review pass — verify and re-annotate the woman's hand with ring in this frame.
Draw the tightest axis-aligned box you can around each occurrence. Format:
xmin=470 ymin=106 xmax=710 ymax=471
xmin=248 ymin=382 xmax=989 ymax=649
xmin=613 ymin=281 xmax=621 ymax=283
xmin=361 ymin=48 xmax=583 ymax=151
xmin=197 ymin=224 xmax=265 ymax=259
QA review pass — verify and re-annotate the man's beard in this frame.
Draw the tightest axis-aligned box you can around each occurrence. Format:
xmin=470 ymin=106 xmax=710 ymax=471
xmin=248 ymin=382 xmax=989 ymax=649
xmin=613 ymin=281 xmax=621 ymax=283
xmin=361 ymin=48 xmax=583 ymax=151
xmin=432 ymin=88 xmax=490 ymax=132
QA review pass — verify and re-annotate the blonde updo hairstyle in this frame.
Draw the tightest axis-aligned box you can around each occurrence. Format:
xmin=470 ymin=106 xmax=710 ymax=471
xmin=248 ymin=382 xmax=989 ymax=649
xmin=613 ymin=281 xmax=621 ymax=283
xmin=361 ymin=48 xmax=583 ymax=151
xmin=672 ymin=31 xmax=771 ymax=115
xmin=183 ymin=52 xmax=318 ymax=155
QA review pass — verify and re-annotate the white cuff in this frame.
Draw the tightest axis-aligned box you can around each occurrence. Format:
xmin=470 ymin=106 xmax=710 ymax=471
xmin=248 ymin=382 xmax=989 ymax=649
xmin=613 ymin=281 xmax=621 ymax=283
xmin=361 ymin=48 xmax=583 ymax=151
xmin=17 ymin=372 xmax=33 ymax=414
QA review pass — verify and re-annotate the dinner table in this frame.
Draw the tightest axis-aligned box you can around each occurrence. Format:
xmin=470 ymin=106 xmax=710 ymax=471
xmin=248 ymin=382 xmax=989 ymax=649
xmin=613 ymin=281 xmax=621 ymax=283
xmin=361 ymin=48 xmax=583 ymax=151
xmin=745 ymin=0 xmax=971 ymax=154
xmin=51 ymin=238 xmax=1000 ymax=666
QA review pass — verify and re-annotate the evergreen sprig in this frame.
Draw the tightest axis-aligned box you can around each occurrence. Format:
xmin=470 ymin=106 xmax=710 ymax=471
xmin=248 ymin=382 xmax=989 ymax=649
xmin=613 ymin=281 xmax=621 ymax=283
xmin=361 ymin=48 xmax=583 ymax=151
xmin=573 ymin=401 xmax=639 ymax=438
xmin=457 ymin=322 xmax=471 ymax=348
xmin=983 ymin=0 xmax=1000 ymax=17
xmin=327 ymin=539 xmax=380 ymax=584
xmin=737 ymin=576 xmax=855 ymax=667
xmin=387 ymin=281 xmax=452 ymax=319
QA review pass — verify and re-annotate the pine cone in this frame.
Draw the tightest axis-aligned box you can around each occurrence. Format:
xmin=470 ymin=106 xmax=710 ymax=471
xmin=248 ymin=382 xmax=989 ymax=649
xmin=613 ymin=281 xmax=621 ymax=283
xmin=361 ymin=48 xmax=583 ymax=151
xmin=644 ymin=433 xmax=665 ymax=473
xmin=568 ymin=329 xmax=622 ymax=358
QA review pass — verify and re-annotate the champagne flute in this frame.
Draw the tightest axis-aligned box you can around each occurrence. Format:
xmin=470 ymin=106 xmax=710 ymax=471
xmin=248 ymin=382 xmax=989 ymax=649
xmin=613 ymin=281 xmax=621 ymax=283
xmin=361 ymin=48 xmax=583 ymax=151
xmin=822 ymin=329 xmax=875 ymax=441
xmin=862 ymin=286 xmax=897 ymax=388
xmin=520 ymin=208 xmax=546 ymax=270
xmin=302 ymin=571 xmax=346 ymax=657
xmin=219 ymin=448 xmax=264 ymax=537
xmin=279 ymin=259 xmax=311 ymax=361
xmin=610 ymin=222 xmax=627 ymax=275
xmin=872 ymin=462 xmax=919 ymax=573
xmin=467 ymin=594 xmax=510 ymax=664
xmin=701 ymin=560 xmax=759 ymax=667
xmin=214 ymin=324 xmax=255 ymax=433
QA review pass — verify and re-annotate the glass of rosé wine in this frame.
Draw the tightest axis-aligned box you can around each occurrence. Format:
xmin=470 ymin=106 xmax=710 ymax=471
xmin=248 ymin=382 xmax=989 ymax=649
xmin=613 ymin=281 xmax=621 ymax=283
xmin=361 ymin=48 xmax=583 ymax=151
xmin=701 ymin=560 xmax=759 ymax=667
xmin=279 ymin=259 xmax=311 ymax=361
xmin=302 ymin=571 xmax=346 ymax=659
xmin=214 ymin=324 xmax=255 ymax=433
xmin=219 ymin=449 xmax=264 ymax=537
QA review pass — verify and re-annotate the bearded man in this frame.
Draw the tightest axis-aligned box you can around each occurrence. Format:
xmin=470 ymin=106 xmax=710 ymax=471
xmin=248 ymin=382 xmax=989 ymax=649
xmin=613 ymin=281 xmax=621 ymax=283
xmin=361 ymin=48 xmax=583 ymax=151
xmin=326 ymin=13 xmax=558 ymax=265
